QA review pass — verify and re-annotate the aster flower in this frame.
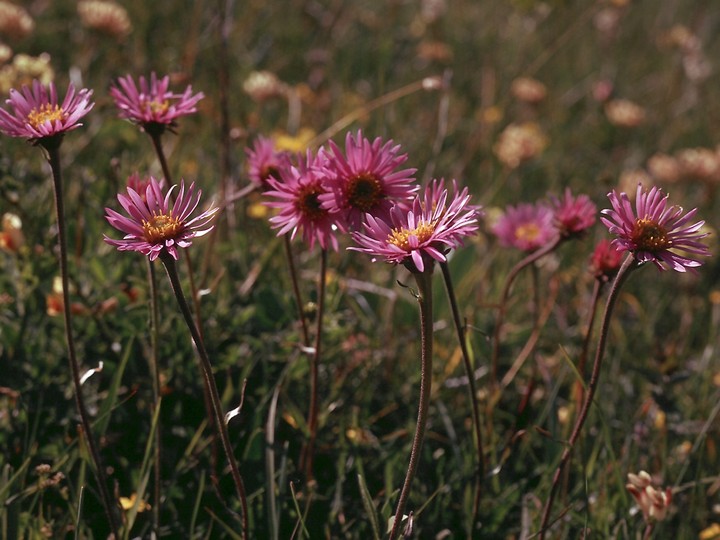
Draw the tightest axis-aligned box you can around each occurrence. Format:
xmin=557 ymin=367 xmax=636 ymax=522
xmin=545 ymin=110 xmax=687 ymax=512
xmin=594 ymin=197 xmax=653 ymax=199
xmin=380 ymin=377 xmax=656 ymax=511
xmin=550 ymin=188 xmax=597 ymax=239
xmin=350 ymin=179 xmax=480 ymax=273
xmin=492 ymin=202 xmax=557 ymax=252
xmin=110 ymin=73 xmax=204 ymax=135
xmin=264 ymin=149 xmax=340 ymax=251
xmin=104 ymin=177 xmax=217 ymax=261
xmin=589 ymin=238 xmax=623 ymax=281
xmin=320 ymin=130 xmax=418 ymax=231
xmin=600 ymin=184 xmax=709 ymax=272
xmin=0 ymin=81 xmax=93 ymax=146
xmin=245 ymin=135 xmax=291 ymax=188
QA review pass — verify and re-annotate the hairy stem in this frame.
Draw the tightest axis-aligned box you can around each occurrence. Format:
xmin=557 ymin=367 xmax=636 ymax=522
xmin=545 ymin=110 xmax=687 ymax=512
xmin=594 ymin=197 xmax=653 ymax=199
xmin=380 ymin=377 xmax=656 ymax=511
xmin=47 ymin=146 xmax=120 ymax=537
xmin=538 ymin=254 xmax=637 ymax=538
xmin=440 ymin=261 xmax=484 ymax=525
xmin=389 ymin=269 xmax=434 ymax=540
xmin=146 ymin=259 xmax=162 ymax=533
xmin=160 ymin=254 xmax=249 ymax=537
xmin=284 ymin=235 xmax=311 ymax=348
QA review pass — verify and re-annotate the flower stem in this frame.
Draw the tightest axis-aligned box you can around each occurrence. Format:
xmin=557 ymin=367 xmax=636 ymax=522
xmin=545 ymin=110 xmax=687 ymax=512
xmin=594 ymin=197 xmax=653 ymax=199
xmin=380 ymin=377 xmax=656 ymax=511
xmin=160 ymin=253 xmax=249 ymax=537
xmin=537 ymin=254 xmax=637 ymax=538
xmin=46 ymin=146 xmax=120 ymax=538
xmin=284 ymin=235 xmax=311 ymax=348
xmin=301 ymin=248 xmax=327 ymax=483
xmin=440 ymin=261 xmax=484 ymax=525
xmin=146 ymin=259 xmax=162 ymax=533
xmin=389 ymin=269 xmax=434 ymax=540
xmin=573 ymin=278 xmax=604 ymax=410
xmin=491 ymin=238 xmax=561 ymax=386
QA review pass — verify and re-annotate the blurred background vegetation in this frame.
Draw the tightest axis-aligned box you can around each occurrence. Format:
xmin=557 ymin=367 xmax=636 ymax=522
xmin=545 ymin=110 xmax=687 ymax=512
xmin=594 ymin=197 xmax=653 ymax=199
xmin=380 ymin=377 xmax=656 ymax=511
xmin=1 ymin=0 xmax=720 ymax=538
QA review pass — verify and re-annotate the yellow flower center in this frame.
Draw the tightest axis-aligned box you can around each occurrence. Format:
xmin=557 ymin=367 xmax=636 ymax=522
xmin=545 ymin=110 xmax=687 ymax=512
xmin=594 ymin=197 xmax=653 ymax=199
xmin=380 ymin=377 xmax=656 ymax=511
xmin=347 ymin=173 xmax=383 ymax=212
xmin=296 ymin=184 xmax=326 ymax=220
xmin=515 ymin=223 xmax=541 ymax=243
xmin=631 ymin=218 xmax=671 ymax=251
xmin=387 ymin=221 xmax=436 ymax=250
xmin=142 ymin=212 xmax=182 ymax=243
xmin=27 ymin=104 xmax=65 ymax=129
xmin=142 ymin=99 xmax=170 ymax=115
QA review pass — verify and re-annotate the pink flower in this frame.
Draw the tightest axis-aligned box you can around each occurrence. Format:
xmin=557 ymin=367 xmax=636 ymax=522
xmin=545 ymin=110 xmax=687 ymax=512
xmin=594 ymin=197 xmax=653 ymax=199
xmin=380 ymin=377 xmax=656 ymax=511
xmin=551 ymin=188 xmax=597 ymax=238
xmin=110 ymin=73 xmax=204 ymax=134
xmin=492 ymin=202 xmax=557 ymax=252
xmin=600 ymin=184 xmax=709 ymax=272
xmin=349 ymin=179 xmax=480 ymax=273
xmin=0 ymin=81 xmax=93 ymax=145
xmin=245 ymin=136 xmax=291 ymax=188
xmin=589 ymin=239 xmax=623 ymax=281
xmin=104 ymin=176 xmax=217 ymax=261
xmin=264 ymin=149 xmax=340 ymax=251
xmin=320 ymin=130 xmax=418 ymax=231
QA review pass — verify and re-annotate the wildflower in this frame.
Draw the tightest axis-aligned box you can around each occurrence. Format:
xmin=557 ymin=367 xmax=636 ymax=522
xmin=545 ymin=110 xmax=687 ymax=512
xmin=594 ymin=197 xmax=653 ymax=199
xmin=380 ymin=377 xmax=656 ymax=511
xmin=626 ymin=471 xmax=672 ymax=522
xmin=0 ymin=81 xmax=93 ymax=147
xmin=492 ymin=202 xmax=557 ymax=252
xmin=647 ymin=153 xmax=681 ymax=183
xmin=510 ymin=77 xmax=547 ymax=104
xmin=245 ymin=135 xmax=290 ymax=188
xmin=589 ymin=239 xmax=623 ymax=281
xmin=600 ymin=184 xmax=709 ymax=272
xmin=493 ymin=122 xmax=548 ymax=168
xmin=0 ymin=1 xmax=34 ymax=40
xmin=321 ymin=130 xmax=417 ymax=230
xmin=78 ymin=1 xmax=132 ymax=39
xmin=0 ymin=44 xmax=11 ymax=64
xmin=264 ymin=149 xmax=340 ymax=251
xmin=550 ymin=188 xmax=597 ymax=239
xmin=0 ymin=212 xmax=24 ymax=253
xmin=242 ymin=70 xmax=287 ymax=102
xmin=110 ymin=73 xmax=204 ymax=136
xmin=350 ymin=179 xmax=480 ymax=273
xmin=604 ymin=98 xmax=645 ymax=127
xmin=104 ymin=177 xmax=218 ymax=261
xmin=126 ymin=172 xmax=159 ymax=199
xmin=676 ymin=147 xmax=720 ymax=181
xmin=0 ymin=53 xmax=54 ymax=95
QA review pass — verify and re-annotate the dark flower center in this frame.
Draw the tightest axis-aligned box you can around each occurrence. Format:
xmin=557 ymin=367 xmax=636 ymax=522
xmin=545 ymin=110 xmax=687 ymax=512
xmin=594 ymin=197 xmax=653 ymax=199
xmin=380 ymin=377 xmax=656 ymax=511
xmin=28 ymin=104 xmax=65 ymax=129
xmin=260 ymin=164 xmax=281 ymax=184
xmin=296 ymin=184 xmax=326 ymax=220
xmin=346 ymin=173 xmax=383 ymax=212
xmin=142 ymin=212 xmax=182 ymax=243
xmin=387 ymin=221 xmax=436 ymax=251
xmin=631 ymin=218 xmax=671 ymax=251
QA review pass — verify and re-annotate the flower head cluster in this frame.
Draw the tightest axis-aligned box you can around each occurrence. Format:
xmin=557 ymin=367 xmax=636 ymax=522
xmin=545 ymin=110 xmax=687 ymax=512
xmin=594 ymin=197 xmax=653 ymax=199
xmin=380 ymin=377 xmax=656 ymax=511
xmin=600 ymin=184 xmax=709 ymax=272
xmin=350 ymin=179 xmax=480 ymax=273
xmin=492 ymin=202 xmax=557 ymax=252
xmin=320 ymin=130 xmax=418 ymax=231
xmin=626 ymin=471 xmax=672 ymax=523
xmin=551 ymin=188 xmax=597 ymax=239
xmin=104 ymin=176 xmax=217 ymax=261
xmin=264 ymin=150 xmax=340 ymax=251
xmin=0 ymin=81 xmax=93 ymax=146
xmin=110 ymin=73 xmax=204 ymax=135
xmin=589 ymin=239 xmax=623 ymax=281
xmin=245 ymin=136 xmax=291 ymax=188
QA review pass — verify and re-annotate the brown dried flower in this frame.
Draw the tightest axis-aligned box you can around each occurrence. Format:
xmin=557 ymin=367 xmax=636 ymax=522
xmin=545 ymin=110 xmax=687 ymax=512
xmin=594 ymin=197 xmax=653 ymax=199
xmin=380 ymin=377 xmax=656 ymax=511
xmin=493 ymin=122 xmax=548 ymax=169
xmin=626 ymin=471 xmax=672 ymax=522
xmin=0 ymin=1 xmax=34 ymax=40
xmin=78 ymin=1 xmax=132 ymax=38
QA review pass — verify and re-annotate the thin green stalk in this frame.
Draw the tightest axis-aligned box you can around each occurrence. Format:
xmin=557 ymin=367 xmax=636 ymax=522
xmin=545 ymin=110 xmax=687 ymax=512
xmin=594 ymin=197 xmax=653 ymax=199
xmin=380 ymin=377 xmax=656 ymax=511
xmin=284 ymin=235 xmax=311 ymax=348
xmin=47 ymin=146 xmax=120 ymax=538
xmin=146 ymin=259 xmax=162 ymax=533
xmin=160 ymin=253 xmax=249 ymax=537
xmin=439 ymin=261 xmax=484 ymax=525
xmin=538 ymin=254 xmax=638 ymax=539
xmin=491 ymin=238 xmax=562 ymax=386
xmin=389 ymin=269 xmax=434 ymax=540
xmin=302 ymin=248 xmax=327 ymax=482
xmin=573 ymin=278 xmax=604 ymax=410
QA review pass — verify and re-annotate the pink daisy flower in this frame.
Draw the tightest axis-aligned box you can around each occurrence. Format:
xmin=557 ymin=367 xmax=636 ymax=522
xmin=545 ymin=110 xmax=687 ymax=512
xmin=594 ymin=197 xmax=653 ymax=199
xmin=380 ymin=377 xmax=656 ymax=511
xmin=0 ymin=81 xmax=94 ymax=145
xmin=600 ymin=184 xmax=709 ymax=272
xmin=264 ymin=149 xmax=340 ymax=251
xmin=104 ymin=176 xmax=217 ymax=261
xmin=349 ymin=179 xmax=480 ymax=273
xmin=492 ymin=202 xmax=557 ymax=252
xmin=320 ymin=130 xmax=418 ymax=231
xmin=110 ymin=73 xmax=204 ymax=134
xmin=589 ymin=239 xmax=623 ymax=281
xmin=245 ymin=135 xmax=291 ymax=189
xmin=550 ymin=188 xmax=597 ymax=238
